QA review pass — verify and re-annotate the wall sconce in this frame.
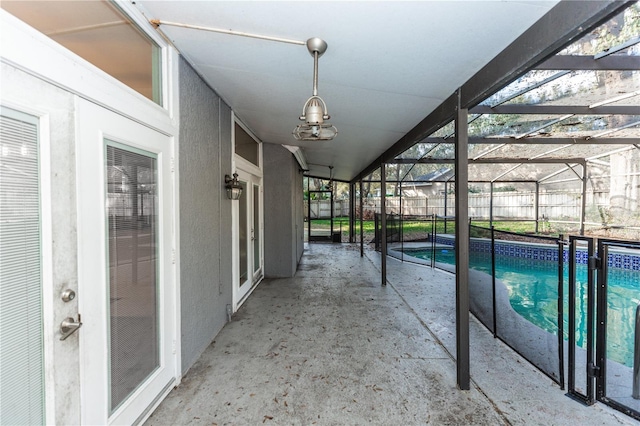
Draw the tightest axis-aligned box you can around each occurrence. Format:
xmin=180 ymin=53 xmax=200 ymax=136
xmin=225 ymin=173 xmax=243 ymax=200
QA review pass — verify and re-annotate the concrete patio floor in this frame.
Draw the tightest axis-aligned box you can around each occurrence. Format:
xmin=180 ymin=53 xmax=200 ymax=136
xmin=146 ymin=243 xmax=638 ymax=425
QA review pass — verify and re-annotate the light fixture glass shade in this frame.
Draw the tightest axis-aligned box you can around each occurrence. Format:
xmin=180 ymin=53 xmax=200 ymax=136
xmin=226 ymin=186 xmax=242 ymax=200
xmin=225 ymin=173 xmax=243 ymax=200
xmin=293 ymin=123 xmax=338 ymax=141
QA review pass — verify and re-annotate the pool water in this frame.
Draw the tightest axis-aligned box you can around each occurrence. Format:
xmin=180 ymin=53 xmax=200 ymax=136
xmin=404 ymin=247 xmax=640 ymax=368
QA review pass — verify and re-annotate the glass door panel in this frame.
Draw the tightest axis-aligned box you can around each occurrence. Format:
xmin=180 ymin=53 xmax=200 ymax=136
xmin=234 ymin=170 xmax=263 ymax=308
xmin=238 ymin=181 xmax=249 ymax=286
xmin=77 ymin=99 xmax=175 ymax=425
xmin=0 ymin=108 xmax=45 ymax=425
xmin=105 ymin=143 xmax=159 ymax=413
xmin=253 ymin=184 xmax=260 ymax=275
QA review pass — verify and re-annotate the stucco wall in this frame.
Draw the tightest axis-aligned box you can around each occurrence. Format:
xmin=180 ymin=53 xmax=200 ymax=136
xmin=263 ymin=144 xmax=303 ymax=277
xmin=178 ymin=57 xmax=233 ymax=373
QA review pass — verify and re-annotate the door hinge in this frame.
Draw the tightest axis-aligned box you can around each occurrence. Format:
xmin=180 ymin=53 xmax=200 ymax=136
xmin=170 ymin=156 xmax=175 ymax=173
xmin=172 ymin=339 xmax=176 ymax=355
xmin=588 ymin=256 xmax=602 ymax=271
xmin=587 ymin=362 xmax=601 ymax=378
xmin=172 ymin=248 xmax=176 ymax=264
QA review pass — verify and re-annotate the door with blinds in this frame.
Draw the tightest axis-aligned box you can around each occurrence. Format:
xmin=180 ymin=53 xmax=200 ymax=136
xmin=76 ymin=100 xmax=177 ymax=425
xmin=234 ymin=168 xmax=263 ymax=308
xmin=0 ymin=107 xmax=46 ymax=424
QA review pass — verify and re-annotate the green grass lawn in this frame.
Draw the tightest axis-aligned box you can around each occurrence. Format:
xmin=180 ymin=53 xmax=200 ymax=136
xmin=308 ymin=217 xmax=553 ymax=238
xmin=308 ymin=217 xmax=451 ymax=235
xmin=470 ymin=220 xmax=558 ymax=236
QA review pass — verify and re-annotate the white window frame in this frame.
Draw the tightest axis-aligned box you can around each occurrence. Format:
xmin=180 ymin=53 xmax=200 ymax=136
xmin=233 ymin=118 xmax=263 ymax=176
xmin=0 ymin=2 xmax=178 ymax=135
xmin=231 ymin=114 xmax=264 ymax=310
xmin=1 ymin=1 xmax=182 ymax=421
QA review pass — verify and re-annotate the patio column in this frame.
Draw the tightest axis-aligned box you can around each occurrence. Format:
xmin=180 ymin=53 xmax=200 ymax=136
xmin=349 ymin=182 xmax=355 ymax=243
xmin=580 ymin=161 xmax=587 ymax=235
xmin=381 ymin=163 xmax=387 ymax=286
xmin=443 ymin=181 xmax=448 ymax=233
xmin=489 ymin=181 xmax=494 ymax=228
xmin=307 ymin=178 xmax=312 ymax=243
xmin=330 ymin=183 xmax=335 ymax=237
xmin=360 ymin=179 xmax=364 ymax=257
xmin=535 ymin=181 xmax=540 ymax=234
xmin=455 ymin=89 xmax=470 ymax=390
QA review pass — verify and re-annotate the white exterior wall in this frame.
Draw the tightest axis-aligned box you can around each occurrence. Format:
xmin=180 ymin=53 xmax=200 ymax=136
xmin=1 ymin=6 xmax=181 ymax=424
xmin=1 ymin=2 xmax=301 ymax=421
xmin=1 ymin=62 xmax=81 ymax=425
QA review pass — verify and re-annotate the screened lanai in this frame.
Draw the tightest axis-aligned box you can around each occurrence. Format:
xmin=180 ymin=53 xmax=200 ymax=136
xmin=356 ymin=2 xmax=639 ymax=239
xmin=337 ymin=3 xmax=640 ymax=421
xmin=4 ymin=0 xmax=640 ymax=424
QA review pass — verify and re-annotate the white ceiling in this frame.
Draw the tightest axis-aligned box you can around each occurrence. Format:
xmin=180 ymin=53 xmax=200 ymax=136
xmin=136 ymin=1 xmax=560 ymax=181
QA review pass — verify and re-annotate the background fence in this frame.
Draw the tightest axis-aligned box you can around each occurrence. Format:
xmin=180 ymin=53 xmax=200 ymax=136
xmin=306 ymin=199 xmax=350 ymax=219
xmin=307 ymin=191 xmax=587 ymax=219
xmin=306 ymin=187 xmax=639 ymax=240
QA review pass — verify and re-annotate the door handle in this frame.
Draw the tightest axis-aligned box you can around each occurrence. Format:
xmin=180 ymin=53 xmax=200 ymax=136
xmin=60 ymin=314 xmax=82 ymax=341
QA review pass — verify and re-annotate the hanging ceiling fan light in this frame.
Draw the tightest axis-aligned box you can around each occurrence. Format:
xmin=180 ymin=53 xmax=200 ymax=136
xmin=293 ymin=38 xmax=337 ymax=141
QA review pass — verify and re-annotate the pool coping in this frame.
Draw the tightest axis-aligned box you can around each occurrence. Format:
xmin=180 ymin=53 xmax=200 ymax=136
xmin=393 ymin=235 xmax=640 ymax=271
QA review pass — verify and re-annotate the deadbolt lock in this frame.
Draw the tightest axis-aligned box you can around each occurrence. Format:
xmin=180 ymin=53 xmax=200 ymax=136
xmin=61 ymin=289 xmax=76 ymax=303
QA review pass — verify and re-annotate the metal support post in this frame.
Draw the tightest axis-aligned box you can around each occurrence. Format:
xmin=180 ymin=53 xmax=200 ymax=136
xmin=557 ymin=235 xmax=565 ymax=390
xmin=360 ymin=179 xmax=364 ymax=257
xmin=568 ymin=239 xmax=577 ymax=394
xmin=580 ymin=162 xmax=588 ymax=235
xmin=455 ymin=90 xmax=470 ymax=390
xmin=490 ymin=226 xmax=497 ymax=337
xmin=330 ymin=186 xmax=335 ymax=238
xmin=535 ymin=182 xmax=540 ymax=234
xmin=489 ymin=182 xmax=494 ymax=228
xmin=349 ymin=182 xmax=355 ymax=243
xmin=444 ymin=182 xmax=448 ymax=233
xmin=381 ymin=163 xmax=387 ymax=286
xmin=307 ymin=185 xmax=312 ymax=243
xmin=431 ymin=214 xmax=436 ymax=269
xmin=588 ymin=238 xmax=597 ymax=403
xmin=634 ymin=304 xmax=640 ymax=399
xmin=399 ymin=181 xmax=404 ymax=260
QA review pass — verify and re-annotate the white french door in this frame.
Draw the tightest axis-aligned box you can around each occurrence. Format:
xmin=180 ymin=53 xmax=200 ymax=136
xmin=233 ymin=168 xmax=263 ymax=308
xmin=76 ymin=100 xmax=177 ymax=425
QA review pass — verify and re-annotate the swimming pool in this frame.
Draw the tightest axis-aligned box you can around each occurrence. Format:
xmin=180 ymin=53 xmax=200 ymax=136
xmin=402 ymin=247 xmax=640 ymax=368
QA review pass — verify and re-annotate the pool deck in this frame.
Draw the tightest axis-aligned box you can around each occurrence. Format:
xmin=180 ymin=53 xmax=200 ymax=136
xmin=145 ymin=243 xmax=638 ymax=425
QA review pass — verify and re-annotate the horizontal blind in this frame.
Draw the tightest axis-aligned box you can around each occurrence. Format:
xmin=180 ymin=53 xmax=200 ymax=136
xmin=0 ymin=108 xmax=45 ymax=425
xmin=106 ymin=143 xmax=159 ymax=413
